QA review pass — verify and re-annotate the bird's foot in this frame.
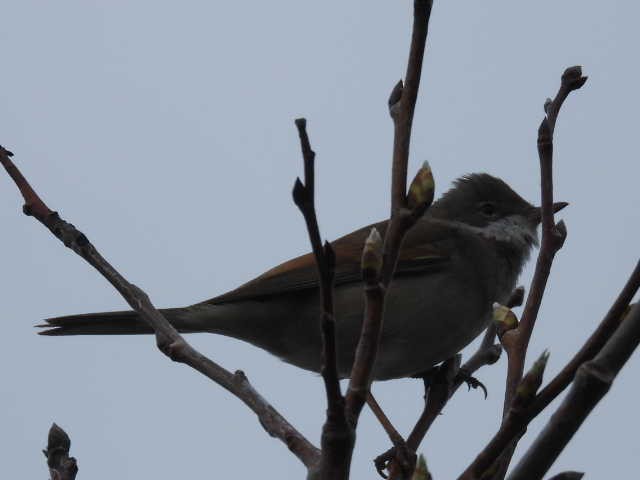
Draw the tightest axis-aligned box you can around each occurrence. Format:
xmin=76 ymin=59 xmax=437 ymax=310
xmin=456 ymin=368 xmax=488 ymax=399
xmin=373 ymin=443 xmax=416 ymax=479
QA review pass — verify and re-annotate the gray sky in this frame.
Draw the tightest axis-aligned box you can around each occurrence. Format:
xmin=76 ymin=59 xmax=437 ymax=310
xmin=1 ymin=1 xmax=638 ymax=478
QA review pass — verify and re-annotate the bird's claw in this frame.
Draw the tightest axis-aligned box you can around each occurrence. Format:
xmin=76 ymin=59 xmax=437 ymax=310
xmin=373 ymin=443 xmax=416 ymax=479
xmin=374 ymin=448 xmax=394 ymax=478
xmin=457 ymin=368 xmax=488 ymax=399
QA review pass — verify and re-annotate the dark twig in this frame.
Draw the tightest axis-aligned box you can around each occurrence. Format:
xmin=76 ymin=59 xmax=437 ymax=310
xmin=531 ymin=260 xmax=640 ymax=413
xmin=457 ymin=262 xmax=640 ymax=480
xmin=457 ymin=66 xmax=587 ymax=480
xmin=378 ymin=286 xmax=522 ymax=478
xmin=341 ymin=4 xmax=433 ymax=479
xmin=43 ymin=423 xmax=78 ymax=480
xmin=345 ymin=0 xmax=433 ymax=425
xmin=0 ymin=146 xmax=320 ymax=470
xmin=507 ymin=304 xmax=640 ymax=480
xmin=486 ymin=67 xmax=586 ymax=480
xmin=502 ymin=65 xmax=586 ymax=416
xmin=367 ymin=392 xmax=406 ymax=448
xmin=293 ymin=119 xmax=351 ymax=479
xmin=293 ymin=118 xmax=342 ymax=413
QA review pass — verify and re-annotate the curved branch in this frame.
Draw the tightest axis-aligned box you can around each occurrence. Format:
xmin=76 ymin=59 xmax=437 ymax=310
xmin=457 ymin=260 xmax=639 ymax=480
xmin=507 ymin=304 xmax=640 ymax=480
xmin=0 ymin=146 xmax=320 ymax=470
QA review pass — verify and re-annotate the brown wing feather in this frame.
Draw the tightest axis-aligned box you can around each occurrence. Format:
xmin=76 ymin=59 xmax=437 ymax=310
xmin=204 ymin=218 xmax=452 ymax=305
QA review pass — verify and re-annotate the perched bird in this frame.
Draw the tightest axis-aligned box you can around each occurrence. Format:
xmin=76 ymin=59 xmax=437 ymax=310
xmin=40 ymin=173 xmax=566 ymax=381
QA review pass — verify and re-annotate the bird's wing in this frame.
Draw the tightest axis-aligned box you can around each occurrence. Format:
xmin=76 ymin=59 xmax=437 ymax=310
xmin=203 ymin=218 xmax=454 ymax=305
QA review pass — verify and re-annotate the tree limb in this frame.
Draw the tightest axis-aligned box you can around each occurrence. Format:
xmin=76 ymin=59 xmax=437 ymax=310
xmin=507 ymin=303 xmax=640 ymax=480
xmin=293 ymin=118 xmax=352 ymax=479
xmin=487 ymin=66 xmax=586 ymax=480
xmin=345 ymin=0 xmax=433 ymax=426
xmin=0 ymin=145 xmax=320 ymax=470
xmin=378 ymin=288 xmax=521 ymax=479
xmin=457 ymin=261 xmax=640 ymax=480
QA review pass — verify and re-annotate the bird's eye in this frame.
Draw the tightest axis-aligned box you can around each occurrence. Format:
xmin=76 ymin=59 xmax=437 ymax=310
xmin=479 ymin=202 xmax=497 ymax=217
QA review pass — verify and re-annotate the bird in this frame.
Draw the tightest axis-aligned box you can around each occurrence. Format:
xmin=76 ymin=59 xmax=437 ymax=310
xmin=39 ymin=173 xmax=567 ymax=381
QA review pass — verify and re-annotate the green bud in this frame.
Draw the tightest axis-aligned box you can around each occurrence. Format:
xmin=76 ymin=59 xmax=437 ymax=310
xmin=492 ymin=302 xmax=518 ymax=338
xmin=407 ymin=161 xmax=435 ymax=210
xmin=514 ymin=350 xmax=550 ymax=408
xmin=412 ymin=454 xmax=432 ymax=480
xmin=361 ymin=227 xmax=383 ymax=281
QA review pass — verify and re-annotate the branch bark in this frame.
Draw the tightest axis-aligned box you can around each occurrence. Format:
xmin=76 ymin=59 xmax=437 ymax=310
xmin=293 ymin=119 xmax=353 ymax=479
xmin=345 ymin=0 xmax=433 ymax=425
xmin=501 ymin=65 xmax=586 ymax=418
xmin=379 ymin=288 xmax=521 ymax=479
xmin=457 ymin=260 xmax=640 ymax=480
xmin=486 ymin=66 xmax=586 ymax=480
xmin=0 ymin=145 xmax=320 ymax=470
xmin=43 ymin=423 xmax=78 ymax=480
xmin=507 ymin=303 xmax=640 ymax=480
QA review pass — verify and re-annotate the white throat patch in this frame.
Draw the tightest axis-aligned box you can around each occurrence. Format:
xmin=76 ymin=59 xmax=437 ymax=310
xmin=437 ymin=215 xmax=539 ymax=251
xmin=476 ymin=215 xmax=539 ymax=249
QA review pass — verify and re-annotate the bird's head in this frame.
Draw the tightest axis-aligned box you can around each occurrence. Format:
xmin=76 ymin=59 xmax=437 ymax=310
xmin=429 ymin=173 xmax=567 ymax=251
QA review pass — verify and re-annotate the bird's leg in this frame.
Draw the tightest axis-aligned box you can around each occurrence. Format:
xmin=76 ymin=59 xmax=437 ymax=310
xmin=410 ymin=366 xmax=440 ymax=401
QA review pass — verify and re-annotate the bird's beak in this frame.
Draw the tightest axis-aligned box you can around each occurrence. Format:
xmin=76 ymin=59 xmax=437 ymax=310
xmin=530 ymin=202 xmax=569 ymax=224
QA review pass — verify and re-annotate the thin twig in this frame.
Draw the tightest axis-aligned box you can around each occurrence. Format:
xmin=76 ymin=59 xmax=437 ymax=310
xmin=487 ymin=67 xmax=586 ymax=480
xmin=293 ymin=118 xmax=343 ymax=418
xmin=381 ymin=286 xmax=522 ymax=478
xmin=457 ymin=261 xmax=640 ymax=480
xmin=293 ymin=119 xmax=352 ymax=479
xmin=507 ymin=304 xmax=640 ymax=480
xmin=341 ymin=5 xmax=434 ymax=479
xmin=502 ymin=65 xmax=587 ymax=417
xmin=345 ymin=0 xmax=433 ymax=425
xmin=531 ymin=260 xmax=640 ymax=413
xmin=0 ymin=146 xmax=320 ymax=470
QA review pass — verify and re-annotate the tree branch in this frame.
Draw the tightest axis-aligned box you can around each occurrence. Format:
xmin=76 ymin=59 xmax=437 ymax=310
xmin=531 ymin=260 xmax=640 ymax=413
xmin=507 ymin=303 xmax=640 ymax=480
xmin=0 ymin=145 xmax=320 ymax=470
xmin=502 ymin=65 xmax=586 ymax=417
xmin=43 ymin=423 xmax=78 ymax=480
xmin=378 ymin=288 xmax=521 ymax=479
xmin=293 ymin=119 xmax=352 ymax=479
xmin=345 ymin=0 xmax=433 ymax=426
xmin=457 ymin=261 xmax=640 ymax=480
xmin=484 ymin=66 xmax=586 ymax=480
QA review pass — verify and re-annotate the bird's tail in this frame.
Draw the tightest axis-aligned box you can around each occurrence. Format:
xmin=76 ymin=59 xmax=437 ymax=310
xmin=38 ymin=308 xmax=191 ymax=336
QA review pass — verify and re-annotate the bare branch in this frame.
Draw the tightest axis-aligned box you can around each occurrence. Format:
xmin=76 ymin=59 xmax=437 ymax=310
xmin=293 ymin=119 xmax=352 ymax=479
xmin=345 ymin=0 xmax=434 ymax=425
xmin=502 ymin=65 xmax=586 ymax=416
xmin=507 ymin=304 xmax=640 ymax=480
xmin=457 ymin=262 xmax=639 ymax=480
xmin=293 ymin=117 xmax=343 ymax=419
xmin=0 ymin=146 xmax=320 ymax=470
xmin=531 ymin=260 xmax=640 ymax=413
xmin=389 ymin=0 xmax=433 ymax=215
xmin=43 ymin=423 xmax=78 ymax=480
xmin=481 ymin=66 xmax=586 ymax=480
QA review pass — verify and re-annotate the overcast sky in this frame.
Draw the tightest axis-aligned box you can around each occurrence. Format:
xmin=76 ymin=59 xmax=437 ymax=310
xmin=1 ymin=1 xmax=639 ymax=479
